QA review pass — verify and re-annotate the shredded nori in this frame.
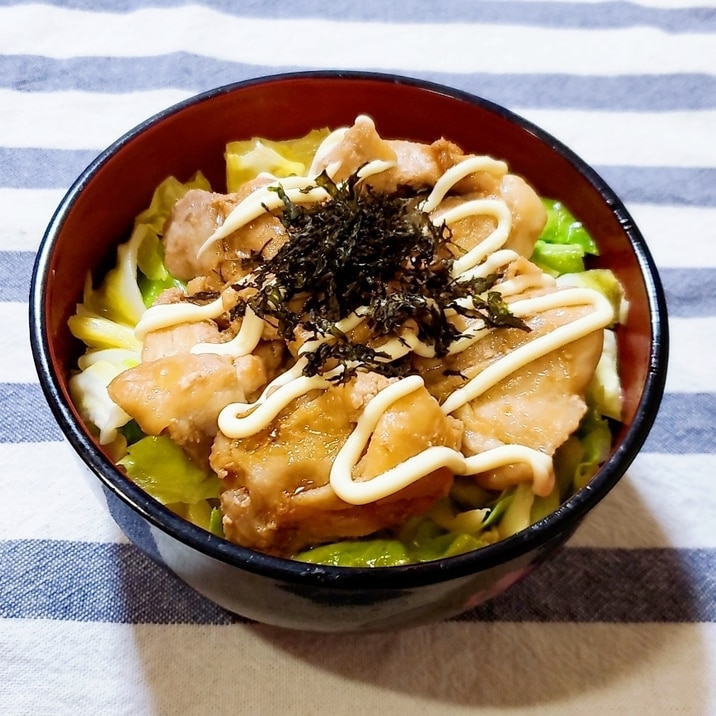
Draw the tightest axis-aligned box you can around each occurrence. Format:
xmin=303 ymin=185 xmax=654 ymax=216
xmin=231 ymin=171 xmax=528 ymax=381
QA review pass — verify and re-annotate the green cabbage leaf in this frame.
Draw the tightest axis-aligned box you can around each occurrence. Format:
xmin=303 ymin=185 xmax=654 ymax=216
xmin=531 ymin=199 xmax=599 ymax=276
xmin=118 ymin=435 xmax=221 ymax=506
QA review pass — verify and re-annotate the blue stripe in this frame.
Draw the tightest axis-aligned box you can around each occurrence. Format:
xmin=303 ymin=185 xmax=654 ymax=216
xmin=0 ymin=251 xmax=34 ymax=302
xmin=0 ymin=147 xmax=99 ymax=190
xmin=1 ymin=540 xmax=713 ymax=623
xmin=459 ymin=547 xmax=716 ymax=623
xmin=5 ymin=55 xmax=715 ymax=111
xmin=0 ymin=384 xmax=64 ymax=443
xmin=5 ymin=255 xmax=714 ymax=317
xmin=0 ymin=539 xmax=237 ymax=624
xmin=2 ymin=149 xmax=714 ymax=207
xmin=0 ymin=0 xmax=712 ymax=32
xmin=660 ymin=269 xmax=716 ymax=318
xmin=644 ymin=393 xmax=716 ymax=454
xmin=596 ymin=167 xmax=716 ymax=207
xmin=2 ymin=383 xmax=713 ymax=454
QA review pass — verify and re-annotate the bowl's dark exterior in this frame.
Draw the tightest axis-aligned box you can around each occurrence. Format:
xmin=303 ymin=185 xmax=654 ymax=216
xmin=29 ymin=72 xmax=669 ymax=632
xmin=101 ymin=475 xmax=577 ymax=631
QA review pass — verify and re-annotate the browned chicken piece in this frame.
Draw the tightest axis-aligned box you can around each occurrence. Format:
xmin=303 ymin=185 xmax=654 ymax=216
xmin=431 ymin=175 xmax=546 ymax=260
xmin=141 ymin=320 xmax=225 ymax=362
xmin=498 ymin=174 xmax=549 ymax=258
xmin=354 ymin=381 xmax=463 ymax=480
xmin=211 ymin=372 xmax=462 ymax=556
xmin=162 ymin=178 xmax=288 ymax=285
xmin=108 ymin=353 xmax=252 ymax=463
xmin=428 ymin=138 xmax=504 ymax=196
xmin=416 ymin=289 xmax=604 ymax=491
xmin=149 ymin=286 xmax=185 ymax=306
xmin=162 ymin=189 xmax=238 ymax=281
xmin=314 ymin=116 xmax=503 ymax=196
xmin=108 ymin=325 xmax=285 ymax=465
xmin=318 ymin=115 xmax=397 ymax=182
xmin=385 ymin=139 xmax=443 ymax=189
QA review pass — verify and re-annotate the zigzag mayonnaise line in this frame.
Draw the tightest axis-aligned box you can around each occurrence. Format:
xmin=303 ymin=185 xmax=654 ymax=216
xmin=191 ymin=307 xmax=265 ymax=357
xmin=420 ymin=156 xmax=508 ymax=213
xmin=329 ymin=375 xmax=555 ymax=503
xmin=442 ymin=199 xmax=513 ymax=277
xmin=439 ymin=288 xmax=614 ymax=416
xmin=134 ymin=296 xmax=225 ymax=340
xmin=218 ymin=373 xmax=332 ymax=439
xmin=197 ymin=179 xmax=329 ymax=255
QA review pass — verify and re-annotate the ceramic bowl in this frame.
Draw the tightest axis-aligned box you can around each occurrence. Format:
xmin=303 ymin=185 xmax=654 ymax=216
xmin=29 ymin=72 xmax=669 ymax=632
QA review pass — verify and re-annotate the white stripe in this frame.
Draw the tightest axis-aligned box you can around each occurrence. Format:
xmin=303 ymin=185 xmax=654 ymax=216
xmin=665 ymin=317 xmax=716 ymax=393
xmin=0 ymin=6 xmax=714 ymax=74
xmin=0 ymin=303 xmax=37 ymax=383
xmin=628 ymin=204 xmax=716 ymax=269
xmin=3 ymin=89 xmax=715 ymax=170
xmin=0 ymin=189 xmax=65 ymax=251
xmin=2 ymin=622 xmax=150 ymax=715
xmin=570 ymin=452 xmax=716 ymax=549
xmin=0 ymin=89 xmax=192 ymax=151
xmin=516 ymin=109 xmax=716 ymax=169
xmin=0 ymin=441 xmax=125 ymax=543
xmin=1 ymin=620 xmax=714 ymax=714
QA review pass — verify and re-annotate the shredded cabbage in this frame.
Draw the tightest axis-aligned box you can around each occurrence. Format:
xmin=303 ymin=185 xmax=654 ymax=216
xmin=69 ymin=171 xmax=208 ymax=349
xmin=556 ymin=270 xmax=626 ymax=421
xmin=118 ymin=435 xmax=221 ymax=506
xmin=531 ymin=199 xmax=599 ymax=276
xmin=557 ymin=268 xmax=628 ymax=325
xmin=68 ymin=172 xmax=209 ymax=447
xmin=225 ymin=128 xmax=331 ymax=191
xmin=69 ymin=359 xmax=136 ymax=445
xmin=296 ymin=520 xmax=492 ymax=567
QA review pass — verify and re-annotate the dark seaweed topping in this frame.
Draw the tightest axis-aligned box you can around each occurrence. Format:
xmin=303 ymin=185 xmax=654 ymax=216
xmin=233 ymin=171 xmax=528 ymax=380
xmin=302 ymin=339 xmax=411 ymax=384
xmin=184 ymin=290 xmax=220 ymax=305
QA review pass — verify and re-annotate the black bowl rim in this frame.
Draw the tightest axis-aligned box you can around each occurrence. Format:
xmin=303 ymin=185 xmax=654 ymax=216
xmin=29 ymin=69 xmax=669 ymax=591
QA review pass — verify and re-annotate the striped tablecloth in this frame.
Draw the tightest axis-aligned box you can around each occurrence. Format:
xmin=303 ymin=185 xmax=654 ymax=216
xmin=2 ymin=2 xmax=715 ymax=714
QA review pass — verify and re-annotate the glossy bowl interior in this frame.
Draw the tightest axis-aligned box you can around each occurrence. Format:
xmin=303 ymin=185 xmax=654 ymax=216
xmin=29 ymin=72 xmax=668 ymax=631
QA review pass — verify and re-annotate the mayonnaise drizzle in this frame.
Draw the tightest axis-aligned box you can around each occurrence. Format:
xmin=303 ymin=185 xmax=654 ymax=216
xmin=191 ymin=306 xmax=265 ymax=357
xmin=213 ymin=309 xmax=369 ymax=435
xmin=134 ymin=296 xmax=225 ymax=340
xmin=197 ymin=179 xmax=329 ymax=256
xmin=420 ymin=156 xmax=508 ymax=213
xmin=329 ymin=375 xmax=555 ymax=503
xmin=307 ymin=127 xmax=348 ymax=176
xmin=218 ymin=372 xmax=331 ymax=438
xmin=357 ymin=158 xmax=397 ymax=180
xmin=136 ymin=139 xmax=616 ymax=509
xmin=440 ymin=288 xmax=614 ymax=415
xmin=442 ymin=199 xmax=513 ymax=276
xmin=495 ymin=272 xmax=555 ymax=298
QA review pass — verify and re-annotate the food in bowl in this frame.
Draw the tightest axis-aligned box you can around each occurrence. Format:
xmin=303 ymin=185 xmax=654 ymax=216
xmin=67 ymin=113 xmax=625 ymax=567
